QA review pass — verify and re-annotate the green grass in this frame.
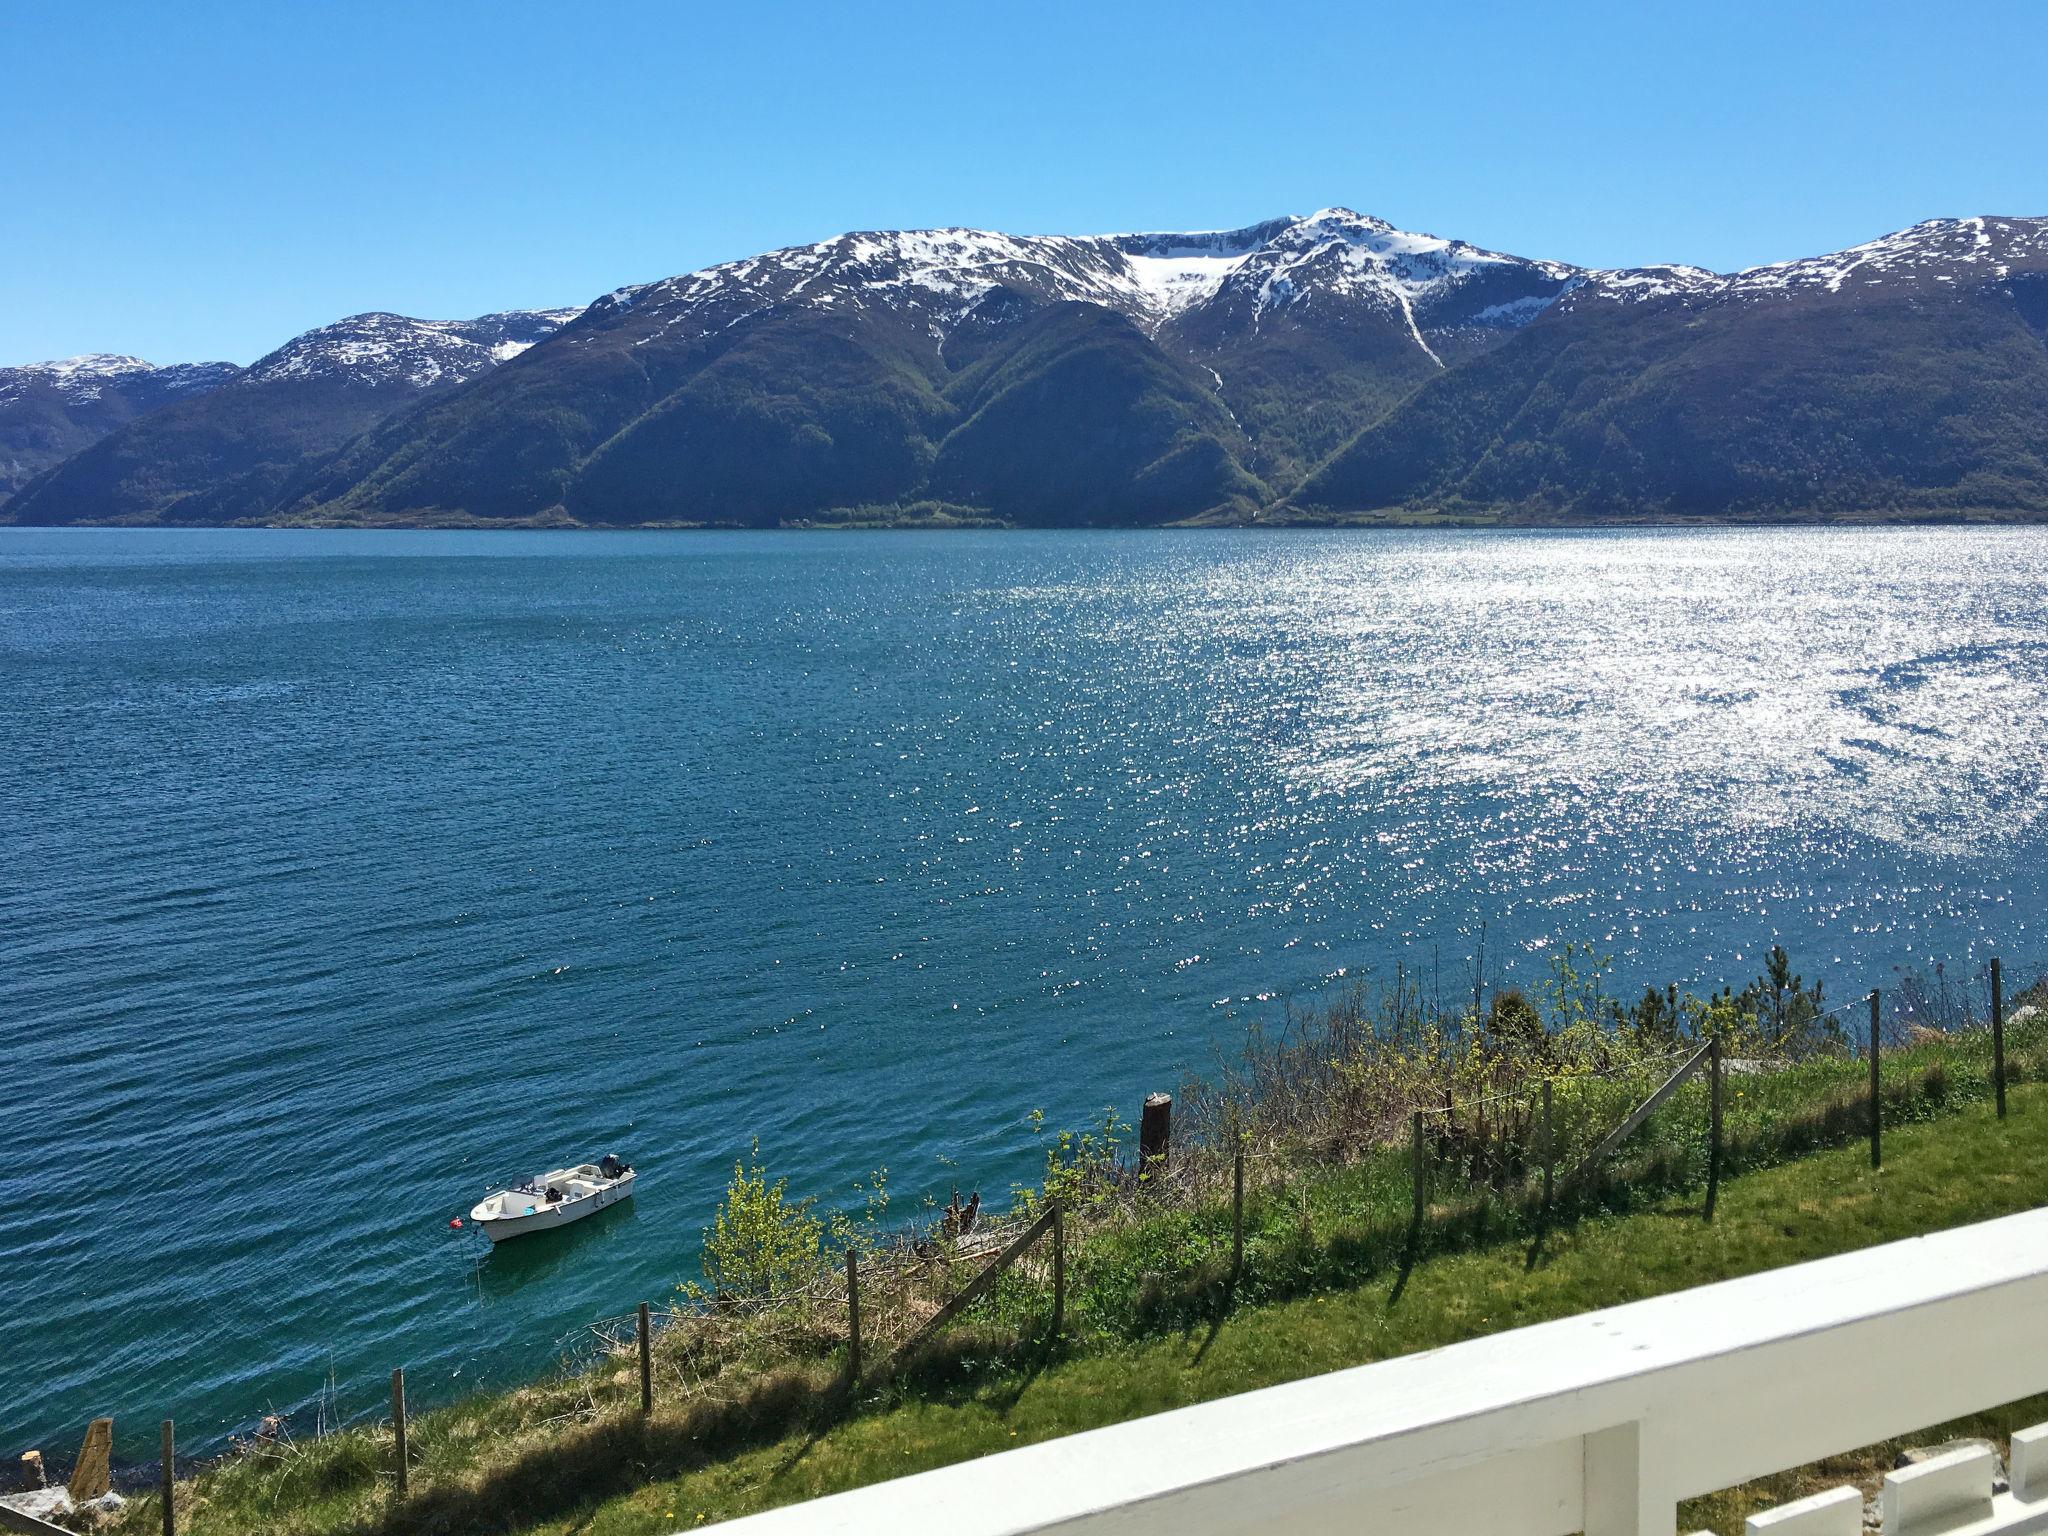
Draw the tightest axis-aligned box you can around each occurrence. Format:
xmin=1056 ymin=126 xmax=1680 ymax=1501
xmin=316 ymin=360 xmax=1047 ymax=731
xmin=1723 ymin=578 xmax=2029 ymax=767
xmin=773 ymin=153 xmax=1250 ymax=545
xmin=123 ymin=1080 xmax=2048 ymax=1536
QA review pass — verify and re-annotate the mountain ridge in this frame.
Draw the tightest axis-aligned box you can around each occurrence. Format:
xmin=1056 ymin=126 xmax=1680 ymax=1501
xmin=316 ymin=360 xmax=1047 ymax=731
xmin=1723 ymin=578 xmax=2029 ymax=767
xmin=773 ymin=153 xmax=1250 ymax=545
xmin=2 ymin=307 xmax=582 ymax=523
xmin=7 ymin=210 xmax=2047 ymax=527
xmin=0 ymin=354 xmax=238 ymax=501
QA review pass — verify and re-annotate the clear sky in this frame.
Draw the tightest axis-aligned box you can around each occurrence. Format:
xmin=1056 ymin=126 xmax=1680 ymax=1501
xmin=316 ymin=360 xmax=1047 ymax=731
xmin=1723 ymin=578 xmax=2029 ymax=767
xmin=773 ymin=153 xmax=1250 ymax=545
xmin=5 ymin=0 xmax=2045 ymax=366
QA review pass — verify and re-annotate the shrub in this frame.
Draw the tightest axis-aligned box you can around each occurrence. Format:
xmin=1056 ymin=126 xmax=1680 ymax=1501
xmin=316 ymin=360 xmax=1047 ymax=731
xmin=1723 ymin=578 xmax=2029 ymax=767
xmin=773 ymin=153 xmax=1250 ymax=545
xmin=700 ymin=1142 xmax=823 ymax=1299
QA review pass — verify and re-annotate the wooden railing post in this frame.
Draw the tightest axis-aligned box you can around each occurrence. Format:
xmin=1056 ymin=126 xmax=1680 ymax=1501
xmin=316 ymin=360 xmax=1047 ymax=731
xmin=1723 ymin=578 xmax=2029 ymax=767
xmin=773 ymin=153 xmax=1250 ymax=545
xmin=845 ymin=1250 xmax=862 ymax=1381
xmin=1992 ymin=957 xmax=2007 ymax=1120
xmin=159 ymin=1420 xmax=174 ymax=1536
xmin=1541 ymin=1080 xmax=1555 ymax=1218
xmin=637 ymin=1301 xmax=653 ymax=1414
xmin=390 ymin=1368 xmax=408 ymax=1499
xmin=1705 ymin=1038 xmax=1722 ymax=1223
xmin=1869 ymin=990 xmax=1883 ymax=1171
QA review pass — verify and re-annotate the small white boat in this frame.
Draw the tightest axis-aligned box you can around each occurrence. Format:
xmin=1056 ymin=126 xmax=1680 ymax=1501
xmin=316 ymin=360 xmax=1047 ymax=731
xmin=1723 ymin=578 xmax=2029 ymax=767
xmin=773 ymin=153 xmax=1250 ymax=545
xmin=470 ymin=1155 xmax=635 ymax=1243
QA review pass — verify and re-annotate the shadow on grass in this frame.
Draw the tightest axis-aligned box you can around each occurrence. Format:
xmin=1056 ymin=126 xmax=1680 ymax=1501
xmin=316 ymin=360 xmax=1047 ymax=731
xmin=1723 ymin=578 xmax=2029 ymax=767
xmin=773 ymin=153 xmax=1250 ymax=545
xmin=378 ymin=1368 xmax=825 ymax=1536
xmin=374 ymin=1326 xmax=1064 ymax=1536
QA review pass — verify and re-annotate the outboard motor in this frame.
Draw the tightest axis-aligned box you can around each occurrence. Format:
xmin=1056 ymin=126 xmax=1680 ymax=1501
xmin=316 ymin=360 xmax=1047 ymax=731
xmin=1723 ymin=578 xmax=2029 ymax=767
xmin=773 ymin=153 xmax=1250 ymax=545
xmin=600 ymin=1153 xmax=628 ymax=1179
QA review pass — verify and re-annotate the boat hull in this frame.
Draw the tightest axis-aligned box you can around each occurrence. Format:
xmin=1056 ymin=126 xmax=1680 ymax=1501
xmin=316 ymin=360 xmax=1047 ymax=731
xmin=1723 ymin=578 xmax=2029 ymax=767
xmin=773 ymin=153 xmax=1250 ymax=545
xmin=473 ymin=1171 xmax=634 ymax=1243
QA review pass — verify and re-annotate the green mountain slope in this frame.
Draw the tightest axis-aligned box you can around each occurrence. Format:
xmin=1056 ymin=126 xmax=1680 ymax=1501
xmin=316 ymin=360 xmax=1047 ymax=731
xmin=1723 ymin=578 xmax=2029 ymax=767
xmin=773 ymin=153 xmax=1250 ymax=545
xmin=1293 ymin=221 xmax=2048 ymax=521
xmin=928 ymin=303 xmax=1265 ymax=524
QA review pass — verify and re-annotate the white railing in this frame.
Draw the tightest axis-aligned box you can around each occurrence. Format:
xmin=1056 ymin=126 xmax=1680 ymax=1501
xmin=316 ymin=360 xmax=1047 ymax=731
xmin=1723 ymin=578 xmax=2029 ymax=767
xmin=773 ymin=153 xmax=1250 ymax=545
xmin=705 ymin=1206 xmax=2048 ymax=1536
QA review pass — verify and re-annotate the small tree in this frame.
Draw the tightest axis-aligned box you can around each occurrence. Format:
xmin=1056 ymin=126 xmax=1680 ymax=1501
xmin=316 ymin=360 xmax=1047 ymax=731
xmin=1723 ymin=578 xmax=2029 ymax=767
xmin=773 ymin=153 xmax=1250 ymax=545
xmin=701 ymin=1142 xmax=822 ymax=1298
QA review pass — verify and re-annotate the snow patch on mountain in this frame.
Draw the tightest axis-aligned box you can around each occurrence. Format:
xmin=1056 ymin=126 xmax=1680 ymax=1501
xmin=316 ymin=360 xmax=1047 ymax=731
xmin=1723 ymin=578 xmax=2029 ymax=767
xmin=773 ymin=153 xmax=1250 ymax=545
xmin=0 ymin=354 xmax=238 ymax=406
xmin=1723 ymin=216 xmax=2048 ymax=296
xmin=2 ymin=354 xmax=154 ymax=403
xmin=244 ymin=308 xmax=583 ymax=390
xmin=590 ymin=209 xmax=1581 ymax=370
xmin=1576 ymin=217 xmax=2048 ymax=306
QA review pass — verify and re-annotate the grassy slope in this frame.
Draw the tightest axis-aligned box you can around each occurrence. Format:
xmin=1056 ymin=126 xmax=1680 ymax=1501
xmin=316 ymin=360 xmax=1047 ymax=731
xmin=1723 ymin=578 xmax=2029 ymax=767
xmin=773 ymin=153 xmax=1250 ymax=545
xmin=133 ymin=1083 xmax=2048 ymax=1536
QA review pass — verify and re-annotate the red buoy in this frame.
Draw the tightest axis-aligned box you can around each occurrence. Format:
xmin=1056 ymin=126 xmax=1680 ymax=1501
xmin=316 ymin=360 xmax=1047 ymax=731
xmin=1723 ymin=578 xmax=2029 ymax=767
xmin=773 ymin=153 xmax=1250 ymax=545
xmin=448 ymin=1217 xmax=463 ymax=1229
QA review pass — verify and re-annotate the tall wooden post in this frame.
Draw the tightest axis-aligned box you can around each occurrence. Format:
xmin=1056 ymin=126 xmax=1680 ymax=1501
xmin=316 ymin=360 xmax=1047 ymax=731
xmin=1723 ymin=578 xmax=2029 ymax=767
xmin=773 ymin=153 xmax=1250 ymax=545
xmin=160 ymin=1420 xmax=175 ymax=1536
xmin=1411 ymin=1110 xmax=1426 ymax=1228
xmin=390 ymin=1368 xmax=408 ymax=1498
xmin=1992 ymin=957 xmax=2007 ymax=1120
xmin=1138 ymin=1093 xmax=1173 ymax=1178
xmin=1231 ymin=1145 xmax=1245 ymax=1282
xmin=1051 ymin=1205 xmax=1065 ymax=1339
xmin=1869 ymin=990 xmax=1883 ymax=1171
xmin=845 ymin=1250 xmax=862 ymax=1382
xmin=1705 ymin=1038 xmax=1722 ymax=1222
xmin=637 ymin=1301 xmax=653 ymax=1414
xmin=1540 ymin=1080 xmax=1555 ymax=1218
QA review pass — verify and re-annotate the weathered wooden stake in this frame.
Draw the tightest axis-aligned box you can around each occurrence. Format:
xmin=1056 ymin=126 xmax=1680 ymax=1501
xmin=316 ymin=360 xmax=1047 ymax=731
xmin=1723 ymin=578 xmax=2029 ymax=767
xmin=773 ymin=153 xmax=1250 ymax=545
xmin=160 ymin=1420 xmax=175 ymax=1536
xmin=67 ymin=1418 xmax=112 ymax=1504
xmin=1992 ymin=956 xmax=2007 ymax=1120
xmin=1705 ymin=1038 xmax=1722 ymax=1223
xmin=1410 ymin=1110 xmax=1426 ymax=1229
xmin=845 ymin=1250 xmax=861 ymax=1381
xmin=637 ymin=1301 xmax=653 ymax=1414
xmin=1231 ymin=1145 xmax=1245 ymax=1282
xmin=1051 ymin=1205 xmax=1065 ymax=1339
xmin=19 ymin=1450 xmax=45 ymax=1490
xmin=390 ymin=1368 xmax=408 ymax=1498
xmin=1869 ymin=990 xmax=1883 ymax=1171
xmin=1138 ymin=1092 xmax=1173 ymax=1178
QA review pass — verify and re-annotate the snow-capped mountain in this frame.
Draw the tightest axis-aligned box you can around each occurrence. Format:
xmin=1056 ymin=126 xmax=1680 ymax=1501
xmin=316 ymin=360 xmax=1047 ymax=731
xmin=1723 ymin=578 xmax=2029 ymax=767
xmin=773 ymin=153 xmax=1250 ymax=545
xmin=543 ymin=209 xmax=1587 ymax=491
xmin=0 ymin=353 xmax=236 ymax=406
xmin=1573 ymin=214 xmax=2048 ymax=306
xmin=1137 ymin=210 xmax=1581 ymax=356
xmin=0 ymin=354 xmax=237 ymax=501
xmin=9 ymin=209 xmax=2048 ymax=529
xmin=582 ymin=208 xmax=1575 ymax=369
xmin=4 ymin=306 xmax=581 ymax=524
xmin=1298 ymin=213 xmax=2048 ymax=521
xmin=242 ymin=308 xmax=584 ymax=389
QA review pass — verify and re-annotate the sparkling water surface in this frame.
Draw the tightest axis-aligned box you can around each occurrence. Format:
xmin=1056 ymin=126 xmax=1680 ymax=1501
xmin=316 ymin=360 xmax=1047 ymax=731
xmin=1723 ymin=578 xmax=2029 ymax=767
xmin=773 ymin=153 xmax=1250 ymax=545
xmin=2 ymin=525 xmax=2043 ymax=1457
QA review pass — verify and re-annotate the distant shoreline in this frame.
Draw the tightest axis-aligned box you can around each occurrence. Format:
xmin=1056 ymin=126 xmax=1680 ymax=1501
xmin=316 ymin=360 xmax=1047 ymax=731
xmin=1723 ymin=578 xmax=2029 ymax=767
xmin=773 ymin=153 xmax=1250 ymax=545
xmin=9 ymin=505 xmax=2048 ymax=533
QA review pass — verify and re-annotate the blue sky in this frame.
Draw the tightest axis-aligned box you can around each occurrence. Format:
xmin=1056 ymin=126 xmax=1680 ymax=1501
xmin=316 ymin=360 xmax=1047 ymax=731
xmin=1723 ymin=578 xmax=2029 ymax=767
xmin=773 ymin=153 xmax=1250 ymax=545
xmin=4 ymin=0 xmax=2045 ymax=365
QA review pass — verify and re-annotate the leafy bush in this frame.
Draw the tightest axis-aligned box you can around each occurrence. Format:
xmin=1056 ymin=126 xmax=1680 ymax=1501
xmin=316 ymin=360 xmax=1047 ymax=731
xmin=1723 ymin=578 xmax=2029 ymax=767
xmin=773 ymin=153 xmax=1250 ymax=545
xmin=698 ymin=1142 xmax=823 ymax=1299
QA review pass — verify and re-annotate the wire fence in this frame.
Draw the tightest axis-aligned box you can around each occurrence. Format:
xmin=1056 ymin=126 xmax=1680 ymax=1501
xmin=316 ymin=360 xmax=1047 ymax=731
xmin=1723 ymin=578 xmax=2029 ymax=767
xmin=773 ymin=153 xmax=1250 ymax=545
xmin=539 ymin=954 xmax=2047 ymax=1398
xmin=28 ymin=952 xmax=2048 ymax=1533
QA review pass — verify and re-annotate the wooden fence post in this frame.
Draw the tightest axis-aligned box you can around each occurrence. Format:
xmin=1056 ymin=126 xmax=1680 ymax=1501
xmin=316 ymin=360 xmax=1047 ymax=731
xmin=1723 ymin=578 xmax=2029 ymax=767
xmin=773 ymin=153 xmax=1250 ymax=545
xmin=845 ymin=1250 xmax=862 ymax=1382
xmin=1411 ymin=1110 xmax=1426 ymax=1229
xmin=1869 ymin=990 xmax=1882 ymax=1171
xmin=637 ymin=1301 xmax=652 ymax=1414
xmin=1540 ymin=1080 xmax=1555 ymax=1218
xmin=160 ymin=1420 xmax=174 ymax=1536
xmin=1231 ymin=1145 xmax=1245 ymax=1282
xmin=1051 ymin=1205 xmax=1065 ymax=1339
xmin=1992 ymin=957 xmax=2006 ymax=1120
xmin=390 ymin=1368 xmax=408 ymax=1499
xmin=1138 ymin=1093 xmax=1173 ymax=1178
xmin=1705 ymin=1038 xmax=1722 ymax=1223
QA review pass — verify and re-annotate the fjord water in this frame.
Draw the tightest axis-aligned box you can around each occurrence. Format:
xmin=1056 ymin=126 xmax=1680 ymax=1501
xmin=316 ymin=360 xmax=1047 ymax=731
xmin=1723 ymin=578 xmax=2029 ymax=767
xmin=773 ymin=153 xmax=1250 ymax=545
xmin=3 ymin=526 xmax=2044 ymax=1457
